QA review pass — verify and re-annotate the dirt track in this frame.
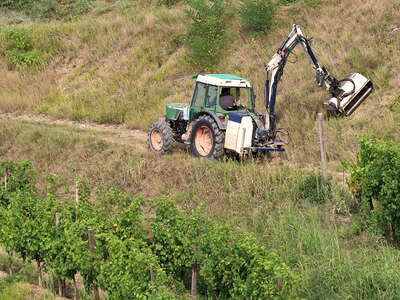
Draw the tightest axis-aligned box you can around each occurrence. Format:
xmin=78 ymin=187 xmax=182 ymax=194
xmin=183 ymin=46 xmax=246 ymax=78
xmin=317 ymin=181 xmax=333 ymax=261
xmin=1 ymin=113 xmax=150 ymax=153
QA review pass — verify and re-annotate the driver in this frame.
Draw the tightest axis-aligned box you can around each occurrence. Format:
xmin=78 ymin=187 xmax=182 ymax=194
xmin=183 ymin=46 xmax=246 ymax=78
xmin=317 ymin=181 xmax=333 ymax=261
xmin=219 ymin=88 xmax=234 ymax=110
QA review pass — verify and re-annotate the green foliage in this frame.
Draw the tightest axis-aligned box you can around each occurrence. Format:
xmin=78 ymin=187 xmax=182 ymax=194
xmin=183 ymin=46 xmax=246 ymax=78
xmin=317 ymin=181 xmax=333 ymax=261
xmin=200 ymin=224 xmax=297 ymax=298
xmin=0 ymin=26 xmax=41 ymax=69
xmin=0 ymin=160 xmax=297 ymax=298
xmin=32 ymin=0 xmax=94 ymax=20
xmin=157 ymin=0 xmax=181 ymax=7
xmin=0 ymin=160 xmax=36 ymax=208
xmin=239 ymin=0 xmax=275 ymax=33
xmin=150 ymin=199 xmax=195 ymax=285
xmin=349 ymin=137 xmax=400 ymax=241
xmin=1 ymin=0 xmax=94 ymax=19
xmin=297 ymin=172 xmax=332 ymax=204
xmin=0 ymin=0 xmax=33 ymax=9
xmin=98 ymin=237 xmax=171 ymax=300
xmin=185 ymin=0 xmax=227 ymax=68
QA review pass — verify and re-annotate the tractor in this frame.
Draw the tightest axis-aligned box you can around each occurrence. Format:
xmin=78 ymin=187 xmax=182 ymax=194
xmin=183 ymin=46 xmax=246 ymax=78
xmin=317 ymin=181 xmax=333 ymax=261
xmin=148 ymin=24 xmax=373 ymax=159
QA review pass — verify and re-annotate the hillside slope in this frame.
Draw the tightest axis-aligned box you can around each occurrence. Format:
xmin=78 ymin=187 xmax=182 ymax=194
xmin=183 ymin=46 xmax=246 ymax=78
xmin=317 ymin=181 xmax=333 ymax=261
xmin=0 ymin=0 xmax=399 ymax=169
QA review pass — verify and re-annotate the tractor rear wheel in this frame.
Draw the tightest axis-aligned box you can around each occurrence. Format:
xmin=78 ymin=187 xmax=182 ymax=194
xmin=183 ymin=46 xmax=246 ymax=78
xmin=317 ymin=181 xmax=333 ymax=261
xmin=148 ymin=120 xmax=174 ymax=154
xmin=190 ymin=115 xmax=225 ymax=159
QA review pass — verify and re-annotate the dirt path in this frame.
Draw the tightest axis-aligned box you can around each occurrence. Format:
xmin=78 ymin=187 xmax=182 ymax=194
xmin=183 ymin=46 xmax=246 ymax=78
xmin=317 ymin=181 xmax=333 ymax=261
xmin=1 ymin=113 xmax=149 ymax=152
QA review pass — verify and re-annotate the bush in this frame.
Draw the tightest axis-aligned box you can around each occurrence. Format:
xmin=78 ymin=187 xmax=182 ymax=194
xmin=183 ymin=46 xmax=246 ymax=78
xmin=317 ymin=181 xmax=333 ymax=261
xmin=239 ymin=0 xmax=275 ymax=33
xmin=297 ymin=173 xmax=332 ymax=204
xmin=0 ymin=26 xmax=42 ymax=69
xmin=0 ymin=0 xmax=33 ymax=9
xmin=349 ymin=137 xmax=400 ymax=241
xmin=185 ymin=0 xmax=227 ymax=68
xmin=32 ymin=0 xmax=94 ymax=20
xmin=1 ymin=0 xmax=94 ymax=19
xmin=200 ymin=224 xmax=297 ymax=298
xmin=157 ymin=0 xmax=181 ymax=7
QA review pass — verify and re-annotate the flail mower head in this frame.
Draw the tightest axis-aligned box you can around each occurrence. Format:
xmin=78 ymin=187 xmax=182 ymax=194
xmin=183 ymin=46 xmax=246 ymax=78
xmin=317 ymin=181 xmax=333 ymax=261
xmin=324 ymin=73 xmax=373 ymax=116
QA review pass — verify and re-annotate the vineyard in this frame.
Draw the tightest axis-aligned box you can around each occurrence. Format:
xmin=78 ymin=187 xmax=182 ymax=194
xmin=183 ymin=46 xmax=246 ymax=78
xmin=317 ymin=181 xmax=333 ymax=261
xmin=0 ymin=160 xmax=296 ymax=299
xmin=1 ymin=132 xmax=400 ymax=299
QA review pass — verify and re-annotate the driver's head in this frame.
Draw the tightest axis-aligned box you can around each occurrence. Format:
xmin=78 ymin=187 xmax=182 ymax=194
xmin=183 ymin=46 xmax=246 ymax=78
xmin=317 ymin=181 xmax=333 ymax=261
xmin=221 ymin=88 xmax=231 ymax=96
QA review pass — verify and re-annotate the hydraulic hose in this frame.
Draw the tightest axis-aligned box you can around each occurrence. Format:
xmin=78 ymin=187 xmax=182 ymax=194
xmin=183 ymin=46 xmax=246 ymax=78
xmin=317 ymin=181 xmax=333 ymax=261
xmin=338 ymin=78 xmax=356 ymax=98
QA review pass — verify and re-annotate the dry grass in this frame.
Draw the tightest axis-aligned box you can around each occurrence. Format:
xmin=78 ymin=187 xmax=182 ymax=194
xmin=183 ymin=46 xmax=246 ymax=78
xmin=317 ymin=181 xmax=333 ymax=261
xmin=0 ymin=0 xmax=399 ymax=168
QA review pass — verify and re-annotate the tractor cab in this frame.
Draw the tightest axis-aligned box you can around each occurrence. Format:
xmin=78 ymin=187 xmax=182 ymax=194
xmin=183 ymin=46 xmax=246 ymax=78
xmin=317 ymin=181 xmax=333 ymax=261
xmin=165 ymin=74 xmax=255 ymax=126
xmin=189 ymin=74 xmax=255 ymax=120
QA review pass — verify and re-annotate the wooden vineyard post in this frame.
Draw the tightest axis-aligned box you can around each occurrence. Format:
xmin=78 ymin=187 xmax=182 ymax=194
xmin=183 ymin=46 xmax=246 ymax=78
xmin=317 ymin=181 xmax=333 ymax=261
xmin=4 ymin=169 xmax=7 ymax=191
xmin=318 ymin=113 xmax=328 ymax=179
xmin=74 ymin=180 xmax=80 ymax=300
xmin=75 ymin=180 xmax=80 ymax=205
xmin=191 ymin=245 xmax=198 ymax=299
xmin=73 ymin=273 xmax=79 ymax=300
xmin=88 ymin=229 xmax=100 ymax=300
xmin=55 ymin=213 xmax=60 ymax=226
xmin=7 ymin=251 xmax=12 ymax=275
xmin=5 ymin=169 xmax=11 ymax=275
xmin=55 ymin=213 xmax=65 ymax=297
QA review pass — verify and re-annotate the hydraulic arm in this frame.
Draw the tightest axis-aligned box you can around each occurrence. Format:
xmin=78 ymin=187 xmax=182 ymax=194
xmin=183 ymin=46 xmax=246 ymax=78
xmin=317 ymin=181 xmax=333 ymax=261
xmin=263 ymin=24 xmax=373 ymax=139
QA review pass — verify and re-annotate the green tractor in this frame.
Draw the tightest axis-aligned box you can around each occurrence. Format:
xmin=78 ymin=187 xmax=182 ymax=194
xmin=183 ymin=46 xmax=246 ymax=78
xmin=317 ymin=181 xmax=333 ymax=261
xmin=148 ymin=74 xmax=284 ymax=159
xmin=148 ymin=25 xmax=374 ymax=159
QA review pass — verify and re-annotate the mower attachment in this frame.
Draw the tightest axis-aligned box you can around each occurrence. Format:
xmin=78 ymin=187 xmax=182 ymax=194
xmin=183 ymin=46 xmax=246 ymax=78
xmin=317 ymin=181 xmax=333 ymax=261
xmin=324 ymin=73 xmax=373 ymax=116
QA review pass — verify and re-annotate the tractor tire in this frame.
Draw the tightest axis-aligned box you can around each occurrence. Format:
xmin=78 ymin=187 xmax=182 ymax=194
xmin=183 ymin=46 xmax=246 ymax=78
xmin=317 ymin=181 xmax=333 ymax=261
xmin=148 ymin=120 xmax=174 ymax=154
xmin=190 ymin=115 xmax=225 ymax=159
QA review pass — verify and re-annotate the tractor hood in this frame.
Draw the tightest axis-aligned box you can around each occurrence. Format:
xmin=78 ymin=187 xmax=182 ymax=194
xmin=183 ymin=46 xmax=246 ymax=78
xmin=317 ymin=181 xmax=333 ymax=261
xmin=166 ymin=103 xmax=190 ymax=121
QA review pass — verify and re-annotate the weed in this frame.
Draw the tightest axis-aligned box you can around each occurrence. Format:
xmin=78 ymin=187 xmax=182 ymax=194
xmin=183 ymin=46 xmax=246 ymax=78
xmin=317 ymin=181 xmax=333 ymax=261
xmin=297 ymin=173 xmax=332 ymax=204
xmin=0 ymin=26 xmax=41 ymax=69
xmin=0 ymin=0 xmax=33 ymax=10
xmin=157 ymin=0 xmax=181 ymax=7
xmin=185 ymin=0 xmax=227 ymax=68
xmin=239 ymin=0 xmax=275 ymax=34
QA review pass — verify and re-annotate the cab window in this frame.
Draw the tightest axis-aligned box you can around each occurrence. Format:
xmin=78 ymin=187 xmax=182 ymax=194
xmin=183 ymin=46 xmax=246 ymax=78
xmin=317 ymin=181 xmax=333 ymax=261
xmin=192 ymin=82 xmax=207 ymax=107
xmin=206 ymin=85 xmax=218 ymax=108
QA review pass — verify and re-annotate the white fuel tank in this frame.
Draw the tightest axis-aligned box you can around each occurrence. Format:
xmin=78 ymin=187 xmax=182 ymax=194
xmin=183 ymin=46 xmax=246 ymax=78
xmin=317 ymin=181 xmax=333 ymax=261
xmin=224 ymin=113 xmax=253 ymax=154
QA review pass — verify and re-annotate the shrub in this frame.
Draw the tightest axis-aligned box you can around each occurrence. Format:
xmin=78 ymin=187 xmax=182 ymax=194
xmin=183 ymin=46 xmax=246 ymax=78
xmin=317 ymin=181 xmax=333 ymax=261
xmin=349 ymin=137 xmax=400 ymax=241
xmin=157 ymin=0 xmax=181 ymax=7
xmin=200 ymin=224 xmax=297 ymax=298
xmin=0 ymin=0 xmax=33 ymax=9
xmin=1 ymin=0 xmax=94 ymax=19
xmin=185 ymin=0 xmax=227 ymax=68
xmin=0 ymin=26 xmax=42 ymax=69
xmin=239 ymin=0 xmax=275 ymax=33
xmin=32 ymin=0 xmax=94 ymax=19
xmin=297 ymin=173 xmax=332 ymax=204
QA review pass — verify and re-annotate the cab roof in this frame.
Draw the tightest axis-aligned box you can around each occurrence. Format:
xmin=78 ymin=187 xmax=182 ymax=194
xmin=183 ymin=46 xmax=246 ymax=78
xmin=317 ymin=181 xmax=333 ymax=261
xmin=196 ymin=74 xmax=252 ymax=88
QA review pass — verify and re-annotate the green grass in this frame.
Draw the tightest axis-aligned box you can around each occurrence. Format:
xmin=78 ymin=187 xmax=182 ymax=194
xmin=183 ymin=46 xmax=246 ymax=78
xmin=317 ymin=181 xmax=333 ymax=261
xmin=0 ymin=252 xmax=56 ymax=300
xmin=0 ymin=282 xmax=29 ymax=300
xmin=0 ymin=281 xmax=55 ymax=300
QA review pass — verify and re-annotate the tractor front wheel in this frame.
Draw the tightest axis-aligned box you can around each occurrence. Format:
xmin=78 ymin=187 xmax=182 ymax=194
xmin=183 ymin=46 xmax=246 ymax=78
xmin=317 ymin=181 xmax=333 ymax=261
xmin=148 ymin=120 xmax=174 ymax=154
xmin=190 ymin=115 xmax=225 ymax=159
